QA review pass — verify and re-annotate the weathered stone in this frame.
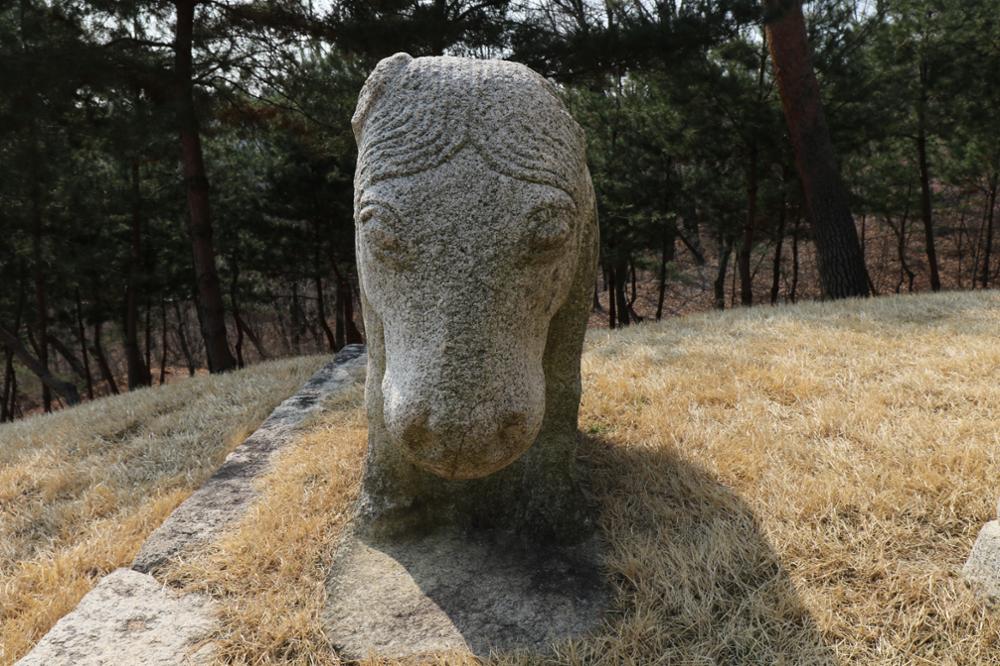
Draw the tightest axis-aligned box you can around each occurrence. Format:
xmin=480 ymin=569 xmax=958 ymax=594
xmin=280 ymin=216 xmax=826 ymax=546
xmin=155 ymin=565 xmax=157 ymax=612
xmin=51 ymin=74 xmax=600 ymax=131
xmin=16 ymin=569 xmax=215 ymax=666
xmin=133 ymin=345 xmax=366 ymax=573
xmin=326 ymin=54 xmax=605 ymax=659
xmin=963 ymin=499 xmax=1000 ymax=600
xmin=351 ymin=53 xmax=600 ymax=541
xmin=325 ymin=529 xmax=606 ymax=659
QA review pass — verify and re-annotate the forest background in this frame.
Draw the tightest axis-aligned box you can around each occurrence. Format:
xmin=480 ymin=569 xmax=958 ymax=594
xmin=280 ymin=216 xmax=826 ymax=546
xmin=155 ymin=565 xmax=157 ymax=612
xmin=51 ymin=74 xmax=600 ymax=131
xmin=0 ymin=0 xmax=997 ymax=419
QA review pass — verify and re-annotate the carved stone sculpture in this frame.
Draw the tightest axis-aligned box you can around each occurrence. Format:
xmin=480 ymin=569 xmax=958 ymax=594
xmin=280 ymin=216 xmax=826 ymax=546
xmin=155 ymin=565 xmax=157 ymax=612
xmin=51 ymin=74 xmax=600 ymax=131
xmin=324 ymin=54 xmax=605 ymax=658
xmin=351 ymin=53 xmax=599 ymax=540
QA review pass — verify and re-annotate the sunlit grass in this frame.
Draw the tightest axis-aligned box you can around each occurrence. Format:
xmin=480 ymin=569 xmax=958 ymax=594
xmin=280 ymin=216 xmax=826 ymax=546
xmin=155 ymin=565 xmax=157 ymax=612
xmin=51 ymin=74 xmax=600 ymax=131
xmin=573 ymin=289 xmax=1000 ymax=664
xmin=0 ymin=355 xmax=327 ymax=665
xmin=170 ymin=290 xmax=1000 ymax=664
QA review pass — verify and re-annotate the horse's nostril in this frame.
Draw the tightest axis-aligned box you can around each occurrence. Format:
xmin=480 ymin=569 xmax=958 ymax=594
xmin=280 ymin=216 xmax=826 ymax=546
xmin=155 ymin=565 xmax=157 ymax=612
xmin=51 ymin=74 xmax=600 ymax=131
xmin=499 ymin=413 xmax=529 ymax=440
xmin=399 ymin=410 xmax=434 ymax=457
xmin=475 ymin=413 xmax=528 ymax=466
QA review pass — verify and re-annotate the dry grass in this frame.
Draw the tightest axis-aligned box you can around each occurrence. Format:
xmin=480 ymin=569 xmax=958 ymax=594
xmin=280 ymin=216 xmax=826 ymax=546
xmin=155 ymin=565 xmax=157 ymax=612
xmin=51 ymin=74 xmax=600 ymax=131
xmin=572 ymin=289 xmax=1000 ymax=665
xmin=8 ymin=291 xmax=1000 ymax=665
xmin=0 ymin=355 xmax=327 ymax=665
xmin=171 ymin=290 xmax=1000 ymax=665
xmin=163 ymin=383 xmax=369 ymax=665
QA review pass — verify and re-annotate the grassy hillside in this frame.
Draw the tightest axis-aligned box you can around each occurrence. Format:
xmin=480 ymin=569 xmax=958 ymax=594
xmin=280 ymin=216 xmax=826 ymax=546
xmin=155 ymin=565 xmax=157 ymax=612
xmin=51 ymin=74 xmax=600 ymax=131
xmin=4 ymin=291 xmax=1000 ymax=664
xmin=166 ymin=290 xmax=1000 ymax=665
xmin=0 ymin=355 xmax=328 ymax=665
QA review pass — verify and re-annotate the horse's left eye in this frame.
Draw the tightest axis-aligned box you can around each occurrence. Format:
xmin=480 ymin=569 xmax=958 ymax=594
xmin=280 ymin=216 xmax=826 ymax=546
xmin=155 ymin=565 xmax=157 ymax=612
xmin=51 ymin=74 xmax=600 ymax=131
xmin=525 ymin=205 xmax=573 ymax=257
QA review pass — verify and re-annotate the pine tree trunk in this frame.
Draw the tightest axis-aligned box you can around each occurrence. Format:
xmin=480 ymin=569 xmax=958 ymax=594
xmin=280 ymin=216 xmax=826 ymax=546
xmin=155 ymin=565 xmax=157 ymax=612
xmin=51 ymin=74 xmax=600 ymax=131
xmin=74 ymin=289 xmax=94 ymax=399
xmin=237 ymin=313 xmax=268 ymax=359
xmin=629 ymin=260 xmax=638 ymax=307
xmin=888 ymin=211 xmax=916 ymax=293
xmin=173 ymin=301 xmax=196 ymax=377
xmin=125 ymin=159 xmax=151 ymax=389
xmin=47 ymin=335 xmax=87 ymax=381
xmin=159 ymin=299 xmax=169 ymax=385
xmin=744 ymin=27 xmax=768 ymax=307
xmin=655 ymin=230 xmax=675 ymax=320
xmin=144 ymin=302 xmax=153 ymax=376
xmin=0 ymin=324 xmax=80 ymax=406
xmin=915 ymin=63 xmax=941 ymax=292
xmin=607 ymin=262 xmax=617 ymax=329
xmin=714 ymin=236 xmax=734 ymax=309
xmin=331 ymin=262 xmax=362 ymax=345
xmin=333 ymin=293 xmax=345 ymax=351
xmin=614 ymin=257 xmax=630 ymax=327
xmin=764 ymin=0 xmax=870 ymax=299
xmin=92 ymin=321 xmax=119 ymax=395
xmin=230 ymin=261 xmax=245 ymax=368
xmin=790 ymin=211 xmax=801 ymax=302
xmin=730 ymin=248 xmax=738 ymax=307
xmin=312 ymin=227 xmax=337 ymax=351
xmin=770 ymin=196 xmax=787 ymax=305
xmin=1 ymin=346 xmax=12 ymax=422
xmin=4 ymin=272 xmax=27 ymax=418
xmin=316 ymin=275 xmax=336 ymax=351
xmin=342 ymin=277 xmax=363 ymax=344
xmin=276 ymin=305 xmax=291 ymax=353
xmin=1 ymin=290 xmax=19 ymax=419
xmin=626 ymin=259 xmax=642 ymax=323
xmin=332 ymin=268 xmax=346 ymax=350
xmin=740 ymin=142 xmax=758 ymax=306
xmin=290 ymin=281 xmax=302 ymax=354
xmin=21 ymin=0 xmax=51 ymax=411
xmin=9 ymin=368 xmax=20 ymax=419
xmin=30 ymin=172 xmax=51 ymax=411
xmin=980 ymin=171 xmax=997 ymax=288
xmin=174 ymin=0 xmax=236 ymax=373
xmin=233 ymin=316 xmax=245 ymax=368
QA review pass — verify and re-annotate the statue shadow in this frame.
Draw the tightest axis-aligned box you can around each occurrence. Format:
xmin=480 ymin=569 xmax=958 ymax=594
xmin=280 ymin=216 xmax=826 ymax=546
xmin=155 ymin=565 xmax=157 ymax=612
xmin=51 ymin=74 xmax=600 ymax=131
xmin=575 ymin=433 xmax=837 ymax=664
xmin=326 ymin=433 xmax=837 ymax=664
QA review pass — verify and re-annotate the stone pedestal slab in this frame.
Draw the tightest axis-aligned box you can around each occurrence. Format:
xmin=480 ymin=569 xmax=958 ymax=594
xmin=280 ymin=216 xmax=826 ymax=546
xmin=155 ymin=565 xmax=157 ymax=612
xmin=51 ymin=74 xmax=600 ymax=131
xmin=16 ymin=569 xmax=215 ymax=666
xmin=324 ymin=529 xmax=607 ymax=659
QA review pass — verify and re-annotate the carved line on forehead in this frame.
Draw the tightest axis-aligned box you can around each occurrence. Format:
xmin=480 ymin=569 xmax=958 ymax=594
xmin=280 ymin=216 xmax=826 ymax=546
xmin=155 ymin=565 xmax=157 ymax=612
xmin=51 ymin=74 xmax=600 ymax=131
xmin=353 ymin=53 xmax=587 ymax=202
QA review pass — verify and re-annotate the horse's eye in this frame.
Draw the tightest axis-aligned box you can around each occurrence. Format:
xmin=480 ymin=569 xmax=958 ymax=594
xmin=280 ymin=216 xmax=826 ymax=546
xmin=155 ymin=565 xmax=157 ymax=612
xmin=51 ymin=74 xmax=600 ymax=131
xmin=525 ymin=205 xmax=573 ymax=257
xmin=358 ymin=203 xmax=407 ymax=266
xmin=358 ymin=203 xmax=399 ymax=228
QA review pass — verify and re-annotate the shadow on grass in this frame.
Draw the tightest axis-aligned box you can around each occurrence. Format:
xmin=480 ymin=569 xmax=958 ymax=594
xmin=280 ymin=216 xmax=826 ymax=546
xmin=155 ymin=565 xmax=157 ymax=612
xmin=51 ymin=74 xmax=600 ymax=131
xmin=581 ymin=432 xmax=836 ymax=664
xmin=325 ymin=432 xmax=836 ymax=664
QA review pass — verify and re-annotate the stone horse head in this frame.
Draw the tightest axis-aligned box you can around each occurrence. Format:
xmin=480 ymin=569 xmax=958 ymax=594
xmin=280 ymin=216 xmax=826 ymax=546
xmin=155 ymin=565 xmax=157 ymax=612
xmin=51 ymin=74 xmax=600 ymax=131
xmin=353 ymin=54 xmax=597 ymax=531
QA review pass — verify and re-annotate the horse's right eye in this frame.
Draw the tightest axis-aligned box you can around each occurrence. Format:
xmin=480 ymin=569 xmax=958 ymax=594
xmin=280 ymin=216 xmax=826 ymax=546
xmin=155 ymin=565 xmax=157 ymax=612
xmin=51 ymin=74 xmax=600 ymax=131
xmin=358 ymin=203 xmax=397 ymax=227
xmin=359 ymin=203 xmax=408 ymax=267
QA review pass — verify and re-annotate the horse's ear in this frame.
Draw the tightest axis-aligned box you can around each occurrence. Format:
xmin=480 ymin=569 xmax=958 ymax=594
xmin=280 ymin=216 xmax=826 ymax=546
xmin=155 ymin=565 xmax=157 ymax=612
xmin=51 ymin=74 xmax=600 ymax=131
xmin=352 ymin=53 xmax=412 ymax=142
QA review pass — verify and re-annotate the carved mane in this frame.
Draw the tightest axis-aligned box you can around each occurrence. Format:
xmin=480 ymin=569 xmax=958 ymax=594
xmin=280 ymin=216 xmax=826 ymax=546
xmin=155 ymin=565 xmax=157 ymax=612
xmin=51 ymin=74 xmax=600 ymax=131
xmin=352 ymin=54 xmax=587 ymax=204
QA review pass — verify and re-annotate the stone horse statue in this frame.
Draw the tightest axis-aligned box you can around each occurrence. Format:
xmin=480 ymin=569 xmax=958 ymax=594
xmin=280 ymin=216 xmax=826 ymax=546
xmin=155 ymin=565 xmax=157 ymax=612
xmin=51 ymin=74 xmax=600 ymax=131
xmin=352 ymin=53 xmax=599 ymax=541
xmin=325 ymin=55 xmax=605 ymax=658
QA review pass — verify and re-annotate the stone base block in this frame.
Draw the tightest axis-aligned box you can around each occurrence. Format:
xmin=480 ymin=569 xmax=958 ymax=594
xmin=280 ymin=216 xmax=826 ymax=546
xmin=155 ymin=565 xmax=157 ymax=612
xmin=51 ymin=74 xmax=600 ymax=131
xmin=323 ymin=529 xmax=607 ymax=659
xmin=964 ymin=520 xmax=1000 ymax=600
xmin=16 ymin=568 xmax=215 ymax=665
